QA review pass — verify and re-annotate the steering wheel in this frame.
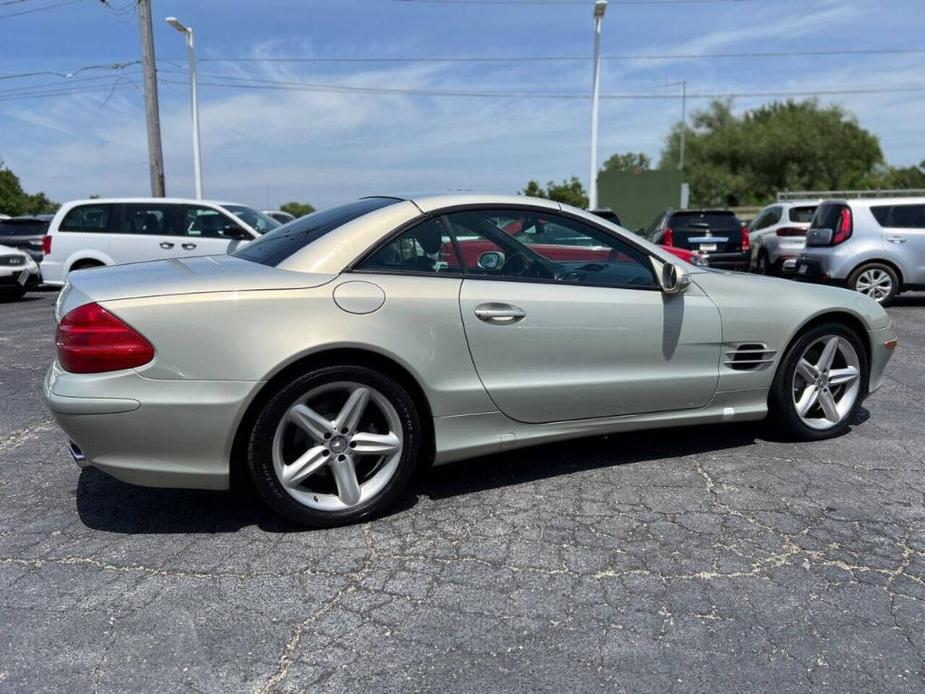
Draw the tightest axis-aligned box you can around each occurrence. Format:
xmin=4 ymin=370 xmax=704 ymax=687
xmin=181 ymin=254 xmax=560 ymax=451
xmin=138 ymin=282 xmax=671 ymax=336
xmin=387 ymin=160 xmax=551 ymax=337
xmin=502 ymin=252 xmax=534 ymax=277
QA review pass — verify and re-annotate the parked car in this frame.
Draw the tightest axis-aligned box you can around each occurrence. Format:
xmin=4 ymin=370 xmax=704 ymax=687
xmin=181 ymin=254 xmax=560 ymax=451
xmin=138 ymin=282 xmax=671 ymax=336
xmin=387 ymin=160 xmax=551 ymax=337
xmin=590 ymin=207 xmax=706 ymax=266
xmin=0 ymin=215 xmax=52 ymax=265
xmin=40 ymin=198 xmax=281 ymax=286
xmin=748 ymin=202 xmax=819 ymax=275
xmin=648 ymin=209 xmax=749 ymax=271
xmin=45 ymin=193 xmax=896 ymax=527
xmin=0 ymin=244 xmax=40 ymax=300
xmin=262 ymin=209 xmax=297 ymax=224
xmin=796 ymin=197 xmax=925 ymax=306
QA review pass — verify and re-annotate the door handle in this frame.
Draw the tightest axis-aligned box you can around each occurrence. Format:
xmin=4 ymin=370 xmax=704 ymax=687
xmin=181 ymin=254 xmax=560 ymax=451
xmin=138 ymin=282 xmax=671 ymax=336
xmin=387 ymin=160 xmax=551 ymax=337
xmin=474 ymin=303 xmax=526 ymax=324
xmin=886 ymin=235 xmax=907 ymax=244
xmin=181 ymin=243 xmax=197 ymax=250
xmin=159 ymin=241 xmax=175 ymax=249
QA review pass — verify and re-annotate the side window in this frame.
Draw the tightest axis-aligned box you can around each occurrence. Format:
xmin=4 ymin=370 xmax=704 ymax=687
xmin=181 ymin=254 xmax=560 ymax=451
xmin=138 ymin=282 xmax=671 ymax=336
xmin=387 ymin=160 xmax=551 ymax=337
xmin=768 ymin=206 xmax=783 ymax=225
xmin=119 ymin=204 xmax=182 ymax=235
xmin=445 ymin=209 xmax=657 ymax=289
xmin=750 ymin=210 xmax=769 ymax=231
xmin=360 ymin=217 xmax=463 ymax=275
xmin=184 ymin=206 xmax=238 ymax=238
xmin=872 ymin=204 xmax=925 ymax=229
xmin=59 ymin=204 xmax=114 ymax=233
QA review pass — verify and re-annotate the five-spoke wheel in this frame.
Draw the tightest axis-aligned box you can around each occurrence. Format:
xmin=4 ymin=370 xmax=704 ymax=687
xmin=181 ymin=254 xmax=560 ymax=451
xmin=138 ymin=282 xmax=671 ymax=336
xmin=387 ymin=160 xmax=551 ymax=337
xmin=848 ymin=262 xmax=898 ymax=306
xmin=770 ymin=322 xmax=868 ymax=440
xmin=247 ymin=366 xmax=422 ymax=527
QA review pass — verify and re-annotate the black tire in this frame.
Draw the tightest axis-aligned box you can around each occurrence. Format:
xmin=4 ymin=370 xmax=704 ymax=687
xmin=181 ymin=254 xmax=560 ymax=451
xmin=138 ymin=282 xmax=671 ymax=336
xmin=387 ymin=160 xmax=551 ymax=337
xmin=246 ymin=365 xmax=423 ymax=528
xmin=847 ymin=262 xmax=899 ymax=307
xmin=70 ymin=260 xmax=104 ymax=272
xmin=769 ymin=322 xmax=869 ymax=441
xmin=754 ymin=251 xmax=771 ymax=275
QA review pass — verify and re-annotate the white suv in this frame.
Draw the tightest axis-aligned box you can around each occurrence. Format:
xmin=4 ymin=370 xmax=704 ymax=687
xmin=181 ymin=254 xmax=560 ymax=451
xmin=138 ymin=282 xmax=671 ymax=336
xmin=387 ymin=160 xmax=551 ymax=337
xmin=40 ymin=198 xmax=281 ymax=286
xmin=747 ymin=201 xmax=819 ymax=275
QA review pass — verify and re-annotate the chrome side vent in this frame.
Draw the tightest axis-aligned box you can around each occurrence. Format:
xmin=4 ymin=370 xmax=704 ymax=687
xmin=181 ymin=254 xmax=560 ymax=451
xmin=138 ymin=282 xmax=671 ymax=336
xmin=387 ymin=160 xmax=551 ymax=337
xmin=724 ymin=343 xmax=776 ymax=371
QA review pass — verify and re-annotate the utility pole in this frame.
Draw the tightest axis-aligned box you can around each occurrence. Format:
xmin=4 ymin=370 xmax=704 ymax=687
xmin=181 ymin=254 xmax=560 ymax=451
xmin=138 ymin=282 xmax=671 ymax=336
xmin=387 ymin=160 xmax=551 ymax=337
xmin=137 ymin=0 xmax=166 ymax=197
xmin=588 ymin=0 xmax=607 ymax=210
xmin=679 ymin=80 xmax=687 ymax=171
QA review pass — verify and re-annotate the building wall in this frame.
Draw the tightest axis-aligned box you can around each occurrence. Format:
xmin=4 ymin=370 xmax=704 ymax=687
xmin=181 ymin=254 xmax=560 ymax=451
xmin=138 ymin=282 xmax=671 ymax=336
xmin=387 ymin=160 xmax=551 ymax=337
xmin=597 ymin=170 xmax=685 ymax=234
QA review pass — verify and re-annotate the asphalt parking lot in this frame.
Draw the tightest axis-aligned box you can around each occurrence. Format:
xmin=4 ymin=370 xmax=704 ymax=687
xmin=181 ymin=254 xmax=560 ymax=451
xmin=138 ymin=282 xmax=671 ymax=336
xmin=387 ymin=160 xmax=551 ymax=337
xmin=1 ymin=290 xmax=924 ymax=693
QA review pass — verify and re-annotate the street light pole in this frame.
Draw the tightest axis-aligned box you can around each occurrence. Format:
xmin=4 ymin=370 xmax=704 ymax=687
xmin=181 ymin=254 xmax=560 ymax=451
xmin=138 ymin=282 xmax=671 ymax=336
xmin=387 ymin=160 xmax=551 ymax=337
xmin=679 ymin=80 xmax=687 ymax=171
xmin=166 ymin=16 xmax=203 ymax=199
xmin=588 ymin=0 xmax=607 ymax=210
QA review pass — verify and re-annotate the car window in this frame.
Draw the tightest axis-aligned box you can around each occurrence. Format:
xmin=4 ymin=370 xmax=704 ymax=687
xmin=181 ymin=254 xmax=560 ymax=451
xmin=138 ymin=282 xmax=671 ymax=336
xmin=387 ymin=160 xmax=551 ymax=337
xmin=184 ymin=206 xmax=240 ymax=239
xmin=220 ymin=204 xmax=281 ymax=235
xmin=871 ymin=204 xmax=925 ymax=229
xmin=0 ymin=219 xmax=49 ymax=236
xmin=118 ymin=203 xmax=183 ymax=235
xmin=59 ymin=204 xmax=114 ymax=233
xmin=750 ymin=210 xmax=770 ymax=231
xmin=445 ymin=209 xmax=657 ymax=289
xmin=234 ymin=197 xmax=400 ymax=267
xmin=811 ymin=202 xmax=851 ymax=231
xmin=789 ymin=206 xmax=817 ymax=223
xmin=360 ymin=217 xmax=463 ymax=275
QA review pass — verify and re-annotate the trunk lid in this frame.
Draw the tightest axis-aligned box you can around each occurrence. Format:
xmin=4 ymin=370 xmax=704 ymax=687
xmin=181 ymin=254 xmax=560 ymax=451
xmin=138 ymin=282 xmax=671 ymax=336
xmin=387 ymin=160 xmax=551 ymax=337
xmin=669 ymin=211 xmax=744 ymax=253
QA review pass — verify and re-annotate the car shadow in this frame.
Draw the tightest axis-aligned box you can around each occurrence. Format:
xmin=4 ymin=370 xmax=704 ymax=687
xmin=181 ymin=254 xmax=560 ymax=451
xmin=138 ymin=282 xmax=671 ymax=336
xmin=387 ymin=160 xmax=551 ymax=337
xmin=75 ymin=411 xmax=869 ymax=534
xmin=891 ymin=293 xmax=925 ymax=307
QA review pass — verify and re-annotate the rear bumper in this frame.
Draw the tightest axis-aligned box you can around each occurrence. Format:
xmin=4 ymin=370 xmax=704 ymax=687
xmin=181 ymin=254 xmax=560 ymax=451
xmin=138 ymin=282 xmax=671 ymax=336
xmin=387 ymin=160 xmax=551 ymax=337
xmin=44 ymin=363 xmax=260 ymax=490
xmin=702 ymin=251 xmax=749 ymax=271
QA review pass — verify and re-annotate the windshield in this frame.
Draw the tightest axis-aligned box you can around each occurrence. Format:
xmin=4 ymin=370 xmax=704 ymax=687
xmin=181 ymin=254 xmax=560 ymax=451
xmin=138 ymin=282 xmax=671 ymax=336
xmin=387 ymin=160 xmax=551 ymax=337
xmin=221 ymin=204 xmax=281 ymax=235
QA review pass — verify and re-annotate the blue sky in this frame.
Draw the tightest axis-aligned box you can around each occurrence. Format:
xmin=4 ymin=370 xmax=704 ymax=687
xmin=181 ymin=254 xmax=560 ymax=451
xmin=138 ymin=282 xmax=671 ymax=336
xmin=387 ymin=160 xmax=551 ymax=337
xmin=1 ymin=0 xmax=923 ymax=210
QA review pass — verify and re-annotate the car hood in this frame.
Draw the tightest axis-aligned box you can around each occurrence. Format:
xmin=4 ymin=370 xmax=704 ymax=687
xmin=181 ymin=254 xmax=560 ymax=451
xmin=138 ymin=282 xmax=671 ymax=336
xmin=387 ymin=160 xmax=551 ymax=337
xmin=57 ymin=254 xmax=336 ymax=318
xmin=692 ymin=269 xmax=891 ymax=331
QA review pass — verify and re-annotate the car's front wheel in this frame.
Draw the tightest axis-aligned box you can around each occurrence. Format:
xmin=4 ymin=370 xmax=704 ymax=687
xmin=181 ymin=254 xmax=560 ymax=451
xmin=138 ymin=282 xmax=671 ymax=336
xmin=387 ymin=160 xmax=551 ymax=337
xmin=769 ymin=323 xmax=868 ymax=441
xmin=246 ymin=365 xmax=423 ymax=527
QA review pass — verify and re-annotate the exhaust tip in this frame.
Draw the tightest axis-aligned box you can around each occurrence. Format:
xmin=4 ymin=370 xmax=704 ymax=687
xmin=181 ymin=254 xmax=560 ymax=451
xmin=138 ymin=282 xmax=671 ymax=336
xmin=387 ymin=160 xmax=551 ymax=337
xmin=68 ymin=441 xmax=87 ymax=465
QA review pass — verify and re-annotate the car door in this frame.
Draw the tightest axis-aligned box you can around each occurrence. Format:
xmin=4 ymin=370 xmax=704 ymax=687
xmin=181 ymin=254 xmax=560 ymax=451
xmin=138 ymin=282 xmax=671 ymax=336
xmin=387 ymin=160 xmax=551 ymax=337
xmin=181 ymin=205 xmax=254 ymax=256
xmin=872 ymin=203 xmax=925 ymax=284
xmin=110 ymin=202 xmax=186 ymax=264
xmin=448 ymin=207 xmax=722 ymax=424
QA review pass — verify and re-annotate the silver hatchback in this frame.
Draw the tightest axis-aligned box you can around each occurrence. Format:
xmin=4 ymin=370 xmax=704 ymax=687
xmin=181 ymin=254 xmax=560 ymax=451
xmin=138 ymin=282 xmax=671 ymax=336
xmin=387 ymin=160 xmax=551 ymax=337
xmin=796 ymin=197 xmax=925 ymax=305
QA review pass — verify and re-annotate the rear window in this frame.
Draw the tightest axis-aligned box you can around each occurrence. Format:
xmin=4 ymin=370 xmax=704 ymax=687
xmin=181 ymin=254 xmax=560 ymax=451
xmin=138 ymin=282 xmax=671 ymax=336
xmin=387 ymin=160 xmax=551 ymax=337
xmin=871 ymin=204 xmax=925 ymax=229
xmin=789 ymin=206 xmax=817 ymax=223
xmin=810 ymin=202 xmax=850 ymax=231
xmin=233 ymin=197 xmax=399 ymax=267
xmin=669 ymin=210 xmax=741 ymax=231
xmin=0 ymin=219 xmax=49 ymax=236
xmin=59 ymin=204 xmax=114 ymax=232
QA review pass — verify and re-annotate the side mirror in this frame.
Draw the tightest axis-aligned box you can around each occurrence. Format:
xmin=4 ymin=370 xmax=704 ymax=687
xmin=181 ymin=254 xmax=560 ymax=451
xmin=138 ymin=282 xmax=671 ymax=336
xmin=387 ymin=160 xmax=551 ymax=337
xmin=222 ymin=225 xmax=251 ymax=240
xmin=650 ymin=257 xmax=690 ymax=294
xmin=805 ymin=227 xmax=833 ymax=247
xmin=478 ymin=251 xmax=505 ymax=271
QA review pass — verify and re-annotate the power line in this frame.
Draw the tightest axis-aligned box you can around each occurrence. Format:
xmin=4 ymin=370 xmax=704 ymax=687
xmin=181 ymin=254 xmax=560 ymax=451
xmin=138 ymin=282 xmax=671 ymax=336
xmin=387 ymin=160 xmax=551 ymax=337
xmin=0 ymin=70 xmax=143 ymax=96
xmin=0 ymin=0 xmax=83 ymax=19
xmin=195 ymin=47 xmax=925 ymax=66
xmin=0 ymin=61 xmax=139 ymax=82
xmin=387 ymin=0 xmax=755 ymax=4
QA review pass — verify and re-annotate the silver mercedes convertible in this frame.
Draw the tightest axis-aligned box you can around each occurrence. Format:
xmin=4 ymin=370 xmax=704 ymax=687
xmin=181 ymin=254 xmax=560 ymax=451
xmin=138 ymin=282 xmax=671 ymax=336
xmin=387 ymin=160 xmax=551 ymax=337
xmin=45 ymin=194 xmax=897 ymax=527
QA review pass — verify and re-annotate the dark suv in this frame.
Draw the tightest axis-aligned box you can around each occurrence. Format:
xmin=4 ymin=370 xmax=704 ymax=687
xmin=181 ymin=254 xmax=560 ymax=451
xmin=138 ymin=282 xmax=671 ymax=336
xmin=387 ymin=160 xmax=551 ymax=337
xmin=647 ymin=209 xmax=749 ymax=271
xmin=0 ymin=215 xmax=51 ymax=264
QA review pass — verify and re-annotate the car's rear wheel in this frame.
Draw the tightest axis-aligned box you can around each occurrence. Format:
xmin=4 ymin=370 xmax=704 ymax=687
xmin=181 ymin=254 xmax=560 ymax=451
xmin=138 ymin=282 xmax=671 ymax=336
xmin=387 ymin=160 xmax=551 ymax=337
xmin=848 ymin=262 xmax=899 ymax=306
xmin=769 ymin=323 xmax=868 ymax=441
xmin=754 ymin=250 xmax=771 ymax=275
xmin=246 ymin=365 xmax=422 ymax=527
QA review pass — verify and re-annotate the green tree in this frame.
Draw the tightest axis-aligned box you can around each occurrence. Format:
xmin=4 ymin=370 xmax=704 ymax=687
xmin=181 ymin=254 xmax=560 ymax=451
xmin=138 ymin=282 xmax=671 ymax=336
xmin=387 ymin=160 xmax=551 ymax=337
xmin=520 ymin=176 xmax=588 ymax=208
xmin=871 ymin=161 xmax=925 ymax=190
xmin=0 ymin=162 xmax=57 ymax=216
xmin=659 ymin=100 xmax=885 ymax=207
xmin=601 ymin=152 xmax=652 ymax=173
xmin=279 ymin=201 xmax=316 ymax=218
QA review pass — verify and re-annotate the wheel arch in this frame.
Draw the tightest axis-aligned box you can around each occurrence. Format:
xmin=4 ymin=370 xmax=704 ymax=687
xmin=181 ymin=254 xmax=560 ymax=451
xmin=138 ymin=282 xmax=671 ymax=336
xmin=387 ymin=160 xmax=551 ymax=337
xmin=229 ymin=346 xmax=436 ymax=489
xmin=778 ymin=310 xmax=872 ymax=393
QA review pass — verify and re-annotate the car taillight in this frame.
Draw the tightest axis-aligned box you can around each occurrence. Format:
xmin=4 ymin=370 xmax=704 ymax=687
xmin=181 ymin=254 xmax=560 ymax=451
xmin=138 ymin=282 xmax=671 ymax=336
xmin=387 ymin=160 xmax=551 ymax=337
xmin=741 ymin=227 xmax=750 ymax=252
xmin=775 ymin=227 xmax=806 ymax=237
xmin=832 ymin=207 xmax=853 ymax=245
xmin=56 ymin=302 xmax=155 ymax=373
xmin=663 ymin=227 xmax=674 ymax=246
xmin=43 ymin=235 xmax=52 ymax=255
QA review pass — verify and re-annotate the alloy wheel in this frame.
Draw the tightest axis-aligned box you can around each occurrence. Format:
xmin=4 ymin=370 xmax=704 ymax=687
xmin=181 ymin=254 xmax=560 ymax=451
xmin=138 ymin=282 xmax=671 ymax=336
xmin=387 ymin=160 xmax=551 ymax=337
xmin=791 ymin=335 xmax=862 ymax=431
xmin=272 ymin=381 xmax=403 ymax=511
xmin=854 ymin=268 xmax=893 ymax=302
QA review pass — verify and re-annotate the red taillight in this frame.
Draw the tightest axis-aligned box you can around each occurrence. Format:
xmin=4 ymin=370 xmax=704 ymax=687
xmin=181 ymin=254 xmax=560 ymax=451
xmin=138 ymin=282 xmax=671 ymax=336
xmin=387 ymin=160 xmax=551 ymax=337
xmin=56 ymin=302 xmax=154 ymax=373
xmin=775 ymin=227 xmax=806 ymax=237
xmin=663 ymin=227 xmax=674 ymax=246
xmin=832 ymin=207 xmax=853 ymax=245
xmin=741 ymin=227 xmax=750 ymax=252
xmin=43 ymin=235 xmax=52 ymax=255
